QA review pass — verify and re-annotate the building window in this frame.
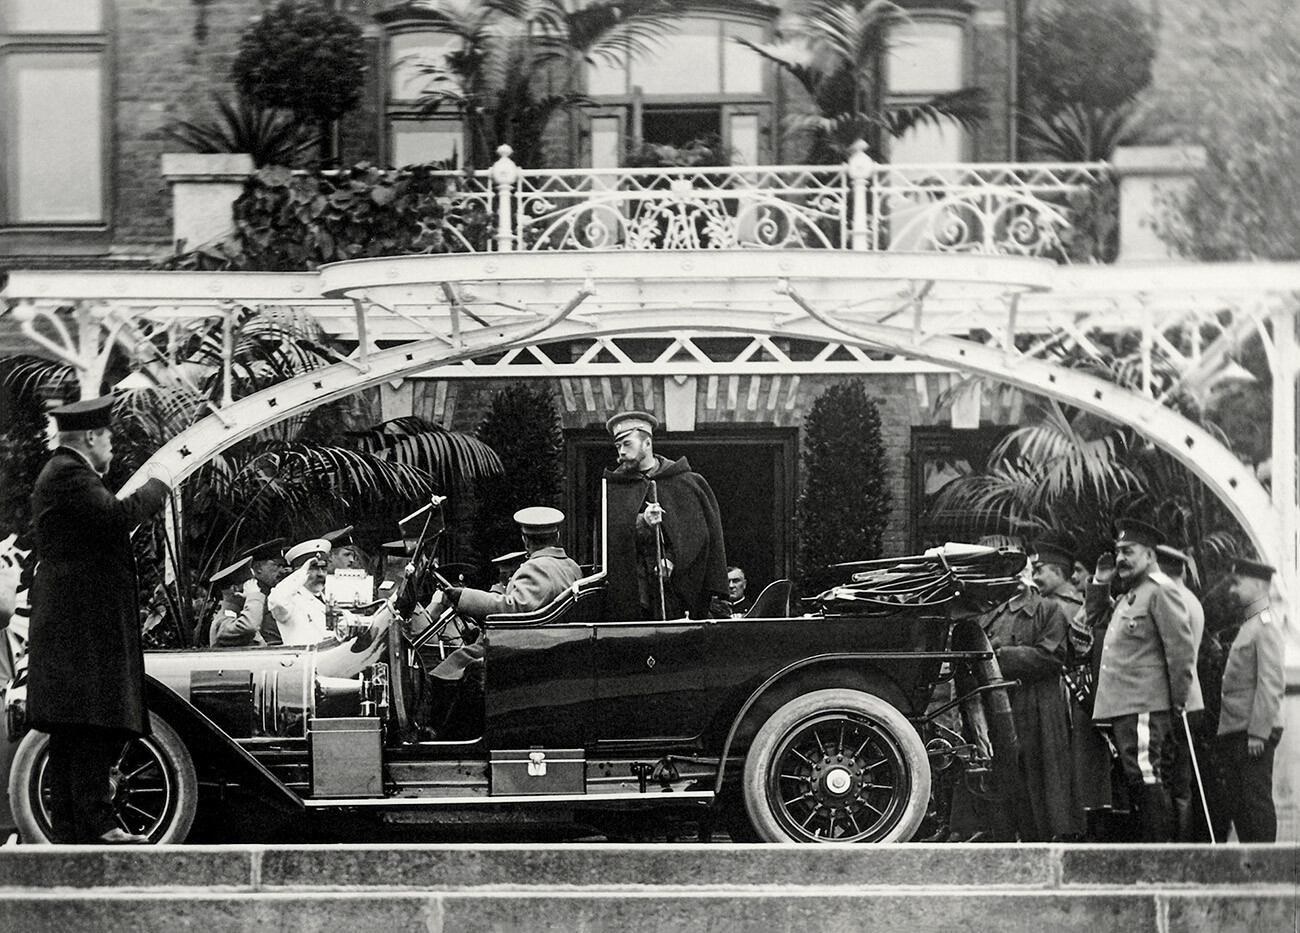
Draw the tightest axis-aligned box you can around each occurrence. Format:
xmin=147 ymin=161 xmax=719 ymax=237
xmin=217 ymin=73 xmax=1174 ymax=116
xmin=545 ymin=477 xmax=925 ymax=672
xmin=0 ymin=0 xmax=107 ymax=226
xmin=886 ymin=17 xmax=968 ymax=163
xmin=386 ymin=28 xmax=464 ymax=167
xmin=584 ymin=14 xmax=772 ymax=166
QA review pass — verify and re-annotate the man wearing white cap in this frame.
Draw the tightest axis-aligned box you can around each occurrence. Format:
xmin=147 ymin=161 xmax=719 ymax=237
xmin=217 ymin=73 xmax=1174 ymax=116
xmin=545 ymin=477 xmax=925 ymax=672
xmin=268 ymin=538 xmax=332 ymax=645
xmin=603 ymin=411 xmax=728 ymax=621
xmin=421 ymin=507 xmax=581 ymax=623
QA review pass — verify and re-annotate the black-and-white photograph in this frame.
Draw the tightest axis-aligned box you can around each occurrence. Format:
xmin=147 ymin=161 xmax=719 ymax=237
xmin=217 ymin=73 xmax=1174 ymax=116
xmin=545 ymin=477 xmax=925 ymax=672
xmin=0 ymin=0 xmax=1296 ymax=929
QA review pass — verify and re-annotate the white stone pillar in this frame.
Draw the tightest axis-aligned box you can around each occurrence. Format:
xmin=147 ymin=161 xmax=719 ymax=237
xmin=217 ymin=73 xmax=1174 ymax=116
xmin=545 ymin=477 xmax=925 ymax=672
xmin=160 ymin=153 xmax=254 ymax=253
xmin=1112 ymin=145 xmax=1206 ymax=263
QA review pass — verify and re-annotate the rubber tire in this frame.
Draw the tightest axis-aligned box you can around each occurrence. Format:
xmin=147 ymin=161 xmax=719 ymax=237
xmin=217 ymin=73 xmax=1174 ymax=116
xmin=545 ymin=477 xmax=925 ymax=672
xmin=8 ymin=712 xmax=198 ymax=845
xmin=742 ymin=688 xmax=930 ymax=843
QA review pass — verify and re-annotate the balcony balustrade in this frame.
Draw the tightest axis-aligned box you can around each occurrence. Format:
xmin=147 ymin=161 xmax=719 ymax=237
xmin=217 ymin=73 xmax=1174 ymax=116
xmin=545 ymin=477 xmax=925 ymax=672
xmin=425 ymin=144 xmax=1112 ymax=262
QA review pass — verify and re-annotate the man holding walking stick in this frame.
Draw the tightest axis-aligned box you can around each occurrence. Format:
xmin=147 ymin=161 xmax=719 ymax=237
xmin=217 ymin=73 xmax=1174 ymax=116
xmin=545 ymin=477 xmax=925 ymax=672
xmin=604 ymin=411 xmax=729 ymax=621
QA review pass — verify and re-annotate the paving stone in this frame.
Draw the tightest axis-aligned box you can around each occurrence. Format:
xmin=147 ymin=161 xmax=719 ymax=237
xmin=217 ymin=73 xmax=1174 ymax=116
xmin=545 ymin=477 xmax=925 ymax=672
xmin=0 ymin=847 xmax=251 ymax=889
xmin=1062 ymin=844 xmax=1300 ymax=887
xmin=258 ymin=843 xmax=1055 ymax=889
xmin=1164 ymin=893 xmax=1300 ymax=933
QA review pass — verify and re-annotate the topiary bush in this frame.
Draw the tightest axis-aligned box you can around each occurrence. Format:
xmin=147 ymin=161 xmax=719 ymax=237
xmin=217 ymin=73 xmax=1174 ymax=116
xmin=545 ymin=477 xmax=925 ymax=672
xmin=232 ymin=0 xmax=366 ymax=124
xmin=472 ymin=384 xmax=565 ymax=580
xmin=796 ymin=380 xmax=891 ymax=595
xmin=162 ymin=162 xmax=492 ymax=270
xmin=1019 ymin=0 xmax=1155 ymax=115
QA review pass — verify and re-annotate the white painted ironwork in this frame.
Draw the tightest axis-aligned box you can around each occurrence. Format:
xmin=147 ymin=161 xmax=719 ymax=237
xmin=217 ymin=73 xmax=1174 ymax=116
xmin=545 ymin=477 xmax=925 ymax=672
xmin=2 ymin=256 xmax=1295 ymax=608
xmin=368 ymin=152 xmax=1108 ymax=258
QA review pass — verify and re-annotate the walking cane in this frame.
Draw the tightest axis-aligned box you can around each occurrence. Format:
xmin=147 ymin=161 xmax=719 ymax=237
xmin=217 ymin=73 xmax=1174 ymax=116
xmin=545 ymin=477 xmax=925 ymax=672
xmin=648 ymin=480 xmax=667 ymax=620
xmin=1181 ymin=709 xmax=1216 ymax=843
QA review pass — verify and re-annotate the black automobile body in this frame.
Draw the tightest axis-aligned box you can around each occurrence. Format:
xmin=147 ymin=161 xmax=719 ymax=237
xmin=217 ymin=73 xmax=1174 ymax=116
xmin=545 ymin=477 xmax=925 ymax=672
xmin=4 ymin=484 xmax=1019 ymax=845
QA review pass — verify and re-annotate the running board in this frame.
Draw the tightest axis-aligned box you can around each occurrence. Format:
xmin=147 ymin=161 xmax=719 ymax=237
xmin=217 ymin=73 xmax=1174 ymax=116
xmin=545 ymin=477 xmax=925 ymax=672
xmin=302 ymin=790 xmax=716 ymax=808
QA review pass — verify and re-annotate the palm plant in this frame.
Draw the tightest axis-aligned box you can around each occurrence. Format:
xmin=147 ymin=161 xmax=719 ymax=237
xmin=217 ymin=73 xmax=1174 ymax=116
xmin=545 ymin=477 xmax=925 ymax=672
xmin=1019 ymin=101 xmax=1149 ymax=162
xmin=409 ymin=0 xmax=684 ymax=167
xmin=932 ymin=383 xmax=1252 ymax=585
xmin=165 ymin=94 xmax=322 ymax=168
xmin=734 ymin=0 xmax=987 ymax=163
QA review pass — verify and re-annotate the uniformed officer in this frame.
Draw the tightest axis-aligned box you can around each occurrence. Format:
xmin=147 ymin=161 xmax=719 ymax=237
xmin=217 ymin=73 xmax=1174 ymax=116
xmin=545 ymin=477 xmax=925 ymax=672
xmin=421 ymin=507 xmax=581 ymax=624
xmin=207 ymin=556 xmax=262 ymax=647
xmin=26 ymin=395 xmax=170 ymax=844
xmin=488 ymin=550 xmax=527 ymax=595
xmin=1215 ymin=558 xmax=1285 ymax=842
xmin=268 ymin=537 xmax=332 ymax=645
xmin=1034 ymin=536 xmax=1112 ymax=820
xmin=1085 ymin=519 xmax=1198 ymax=842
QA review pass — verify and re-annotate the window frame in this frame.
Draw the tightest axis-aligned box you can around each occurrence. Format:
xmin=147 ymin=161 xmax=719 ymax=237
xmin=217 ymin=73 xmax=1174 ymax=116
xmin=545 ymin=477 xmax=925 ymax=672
xmin=884 ymin=7 xmax=973 ymax=164
xmin=0 ymin=0 xmax=112 ymax=244
xmin=381 ymin=21 xmax=468 ymax=169
xmin=580 ymin=8 xmax=776 ymax=167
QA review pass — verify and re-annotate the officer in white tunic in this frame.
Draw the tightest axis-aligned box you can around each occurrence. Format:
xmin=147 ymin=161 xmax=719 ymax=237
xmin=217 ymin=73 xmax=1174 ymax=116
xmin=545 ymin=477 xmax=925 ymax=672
xmin=268 ymin=538 xmax=332 ymax=645
xmin=1084 ymin=519 xmax=1198 ymax=842
xmin=1215 ymin=558 xmax=1285 ymax=842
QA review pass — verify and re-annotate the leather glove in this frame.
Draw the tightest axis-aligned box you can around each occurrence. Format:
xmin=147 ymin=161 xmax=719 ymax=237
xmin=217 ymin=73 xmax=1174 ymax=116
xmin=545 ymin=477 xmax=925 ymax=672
xmin=708 ymin=595 xmax=731 ymax=619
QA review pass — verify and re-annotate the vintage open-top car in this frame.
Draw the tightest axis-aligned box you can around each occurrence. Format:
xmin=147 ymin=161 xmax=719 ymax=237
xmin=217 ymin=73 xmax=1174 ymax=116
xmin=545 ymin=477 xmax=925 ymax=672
xmin=4 ymin=485 xmax=1021 ymax=845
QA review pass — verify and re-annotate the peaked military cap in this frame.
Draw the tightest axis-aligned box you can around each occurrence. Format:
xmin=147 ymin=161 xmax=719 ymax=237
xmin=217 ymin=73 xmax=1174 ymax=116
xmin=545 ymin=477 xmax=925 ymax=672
xmin=491 ymin=549 xmax=527 ymax=566
xmin=240 ymin=538 xmax=286 ymax=563
xmin=285 ymin=538 xmax=331 ymax=566
xmin=1229 ymin=557 xmax=1275 ymax=581
xmin=606 ymin=410 xmax=659 ymax=440
xmin=322 ymin=525 xmax=355 ymax=546
xmin=1031 ymin=536 xmax=1076 ymax=570
xmin=210 ymin=556 xmax=253 ymax=587
xmin=514 ymin=506 xmax=565 ymax=534
xmin=49 ymin=395 xmax=115 ymax=431
xmin=1155 ymin=544 xmax=1190 ymax=566
xmin=1114 ymin=518 xmax=1164 ymax=549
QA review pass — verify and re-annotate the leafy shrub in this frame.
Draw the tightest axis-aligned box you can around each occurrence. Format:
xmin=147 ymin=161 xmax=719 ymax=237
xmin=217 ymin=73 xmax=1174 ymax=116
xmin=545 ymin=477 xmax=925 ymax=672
xmin=163 ymin=162 xmax=492 ymax=270
xmin=796 ymin=381 xmax=891 ymax=593
xmin=1020 ymin=0 xmax=1155 ymax=114
xmin=473 ymin=384 xmax=565 ymax=577
xmin=231 ymin=0 xmax=366 ymax=125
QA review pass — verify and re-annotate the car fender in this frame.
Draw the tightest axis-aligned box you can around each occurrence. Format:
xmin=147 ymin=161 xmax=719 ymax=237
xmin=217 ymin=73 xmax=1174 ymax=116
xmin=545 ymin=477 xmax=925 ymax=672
xmin=711 ymin=653 xmax=912 ymax=793
xmin=145 ymin=676 xmax=303 ymax=811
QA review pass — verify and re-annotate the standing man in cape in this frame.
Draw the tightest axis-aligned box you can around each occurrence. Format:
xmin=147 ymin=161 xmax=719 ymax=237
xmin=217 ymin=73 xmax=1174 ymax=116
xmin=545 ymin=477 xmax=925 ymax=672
xmin=602 ymin=412 xmax=728 ymax=621
xmin=26 ymin=396 xmax=171 ymax=844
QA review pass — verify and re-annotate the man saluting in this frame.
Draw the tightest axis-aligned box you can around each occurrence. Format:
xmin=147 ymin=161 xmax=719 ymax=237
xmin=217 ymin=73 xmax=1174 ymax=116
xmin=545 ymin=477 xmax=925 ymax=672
xmin=26 ymin=396 xmax=170 ymax=844
xmin=602 ymin=411 xmax=728 ymax=621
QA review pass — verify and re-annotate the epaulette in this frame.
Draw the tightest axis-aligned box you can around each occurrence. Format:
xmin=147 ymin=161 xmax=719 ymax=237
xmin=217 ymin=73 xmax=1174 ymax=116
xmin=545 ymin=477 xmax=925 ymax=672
xmin=1259 ymin=608 xmax=1275 ymax=626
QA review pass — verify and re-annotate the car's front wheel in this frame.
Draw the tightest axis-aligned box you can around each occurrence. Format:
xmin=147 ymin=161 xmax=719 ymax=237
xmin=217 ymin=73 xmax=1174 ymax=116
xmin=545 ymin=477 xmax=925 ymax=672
xmin=742 ymin=688 xmax=930 ymax=843
xmin=8 ymin=712 xmax=198 ymax=844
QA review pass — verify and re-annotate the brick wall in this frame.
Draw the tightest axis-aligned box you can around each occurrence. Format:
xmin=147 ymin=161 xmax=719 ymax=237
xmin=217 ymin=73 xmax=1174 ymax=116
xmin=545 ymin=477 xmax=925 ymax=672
xmin=383 ymin=371 xmax=1030 ymax=560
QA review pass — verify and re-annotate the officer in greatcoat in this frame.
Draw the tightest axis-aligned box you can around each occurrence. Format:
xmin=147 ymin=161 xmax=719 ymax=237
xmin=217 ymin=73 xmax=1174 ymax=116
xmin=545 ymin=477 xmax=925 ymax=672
xmin=1214 ymin=558 xmax=1285 ymax=842
xmin=1085 ymin=519 xmax=1198 ymax=842
xmin=982 ymin=554 xmax=1081 ymax=840
xmin=603 ymin=411 xmax=729 ymax=621
xmin=1033 ymin=536 xmax=1112 ymax=820
xmin=26 ymin=396 xmax=170 ymax=844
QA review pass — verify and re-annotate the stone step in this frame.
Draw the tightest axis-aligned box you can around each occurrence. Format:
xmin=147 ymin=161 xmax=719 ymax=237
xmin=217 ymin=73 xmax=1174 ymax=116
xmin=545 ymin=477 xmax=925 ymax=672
xmin=0 ymin=844 xmax=1293 ymax=932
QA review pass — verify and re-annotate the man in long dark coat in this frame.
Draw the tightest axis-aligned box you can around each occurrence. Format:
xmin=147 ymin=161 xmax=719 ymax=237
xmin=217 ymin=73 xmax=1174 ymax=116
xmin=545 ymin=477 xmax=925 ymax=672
xmin=983 ymin=560 xmax=1082 ymax=840
xmin=602 ymin=411 xmax=728 ymax=621
xmin=26 ymin=396 xmax=170 ymax=844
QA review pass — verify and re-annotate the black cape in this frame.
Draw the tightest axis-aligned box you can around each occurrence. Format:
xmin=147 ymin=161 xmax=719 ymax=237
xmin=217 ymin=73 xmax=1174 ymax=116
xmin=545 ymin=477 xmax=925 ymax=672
xmin=603 ymin=455 xmax=727 ymax=621
xmin=27 ymin=449 xmax=168 ymax=736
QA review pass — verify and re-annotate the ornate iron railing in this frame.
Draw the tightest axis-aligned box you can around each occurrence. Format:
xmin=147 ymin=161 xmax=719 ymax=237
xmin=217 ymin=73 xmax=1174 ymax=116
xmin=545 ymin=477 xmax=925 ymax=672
xmin=433 ymin=146 xmax=1112 ymax=262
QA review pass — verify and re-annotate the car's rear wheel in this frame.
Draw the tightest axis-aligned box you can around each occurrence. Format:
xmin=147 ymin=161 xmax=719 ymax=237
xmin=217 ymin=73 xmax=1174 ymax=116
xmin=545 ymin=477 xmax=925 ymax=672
xmin=742 ymin=688 xmax=930 ymax=843
xmin=8 ymin=712 xmax=197 ymax=844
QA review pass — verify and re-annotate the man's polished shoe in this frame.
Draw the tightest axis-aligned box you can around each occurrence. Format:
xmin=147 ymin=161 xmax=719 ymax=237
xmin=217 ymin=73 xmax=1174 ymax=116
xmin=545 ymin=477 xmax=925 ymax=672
xmin=97 ymin=828 xmax=151 ymax=845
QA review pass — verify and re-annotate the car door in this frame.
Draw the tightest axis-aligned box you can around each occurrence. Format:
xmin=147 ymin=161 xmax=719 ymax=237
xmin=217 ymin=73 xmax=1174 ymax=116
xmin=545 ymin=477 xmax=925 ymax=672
xmin=593 ymin=617 xmax=717 ymax=750
xmin=483 ymin=620 xmax=597 ymax=749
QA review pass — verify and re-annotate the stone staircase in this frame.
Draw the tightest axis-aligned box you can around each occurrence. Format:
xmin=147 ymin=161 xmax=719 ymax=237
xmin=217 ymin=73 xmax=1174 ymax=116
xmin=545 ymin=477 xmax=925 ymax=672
xmin=0 ymin=843 xmax=1294 ymax=932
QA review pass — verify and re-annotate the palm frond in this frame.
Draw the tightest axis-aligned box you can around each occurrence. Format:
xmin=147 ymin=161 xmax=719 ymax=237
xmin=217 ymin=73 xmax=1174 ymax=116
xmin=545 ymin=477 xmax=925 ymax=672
xmin=1019 ymin=101 xmax=1147 ymax=162
xmin=886 ymin=87 xmax=990 ymax=137
xmin=0 ymin=355 xmax=77 ymax=401
xmin=567 ymin=0 xmax=685 ymax=65
xmin=165 ymin=95 xmax=320 ymax=168
xmin=347 ymin=416 xmax=504 ymax=490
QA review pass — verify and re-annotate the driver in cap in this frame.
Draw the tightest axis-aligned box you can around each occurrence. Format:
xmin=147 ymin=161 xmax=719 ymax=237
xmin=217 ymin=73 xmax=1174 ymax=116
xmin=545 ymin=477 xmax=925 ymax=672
xmin=417 ymin=507 xmax=581 ymax=627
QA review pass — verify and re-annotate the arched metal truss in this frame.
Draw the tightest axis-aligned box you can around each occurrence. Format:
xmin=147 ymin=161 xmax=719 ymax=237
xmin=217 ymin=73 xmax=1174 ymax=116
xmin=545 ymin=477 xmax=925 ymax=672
xmin=3 ymin=253 xmax=1297 ymax=603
